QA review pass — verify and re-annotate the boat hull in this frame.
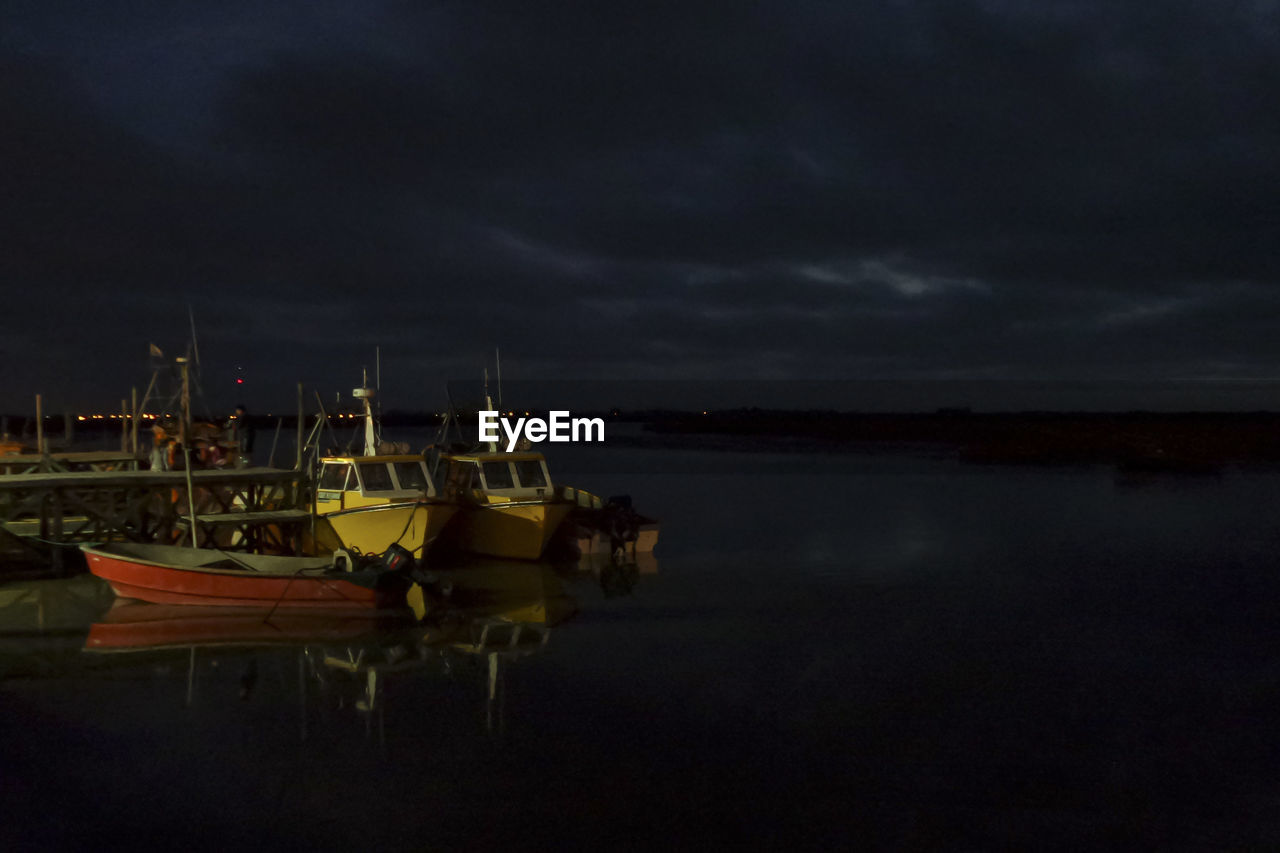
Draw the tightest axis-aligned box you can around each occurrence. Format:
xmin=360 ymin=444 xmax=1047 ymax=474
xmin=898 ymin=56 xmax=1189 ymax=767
xmin=82 ymin=543 xmax=395 ymax=609
xmin=322 ymin=501 xmax=457 ymax=558
xmin=447 ymin=502 xmax=573 ymax=560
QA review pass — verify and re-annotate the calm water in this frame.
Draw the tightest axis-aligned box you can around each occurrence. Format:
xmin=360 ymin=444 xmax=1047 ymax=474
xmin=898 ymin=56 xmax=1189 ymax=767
xmin=3 ymin=443 xmax=1280 ymax=849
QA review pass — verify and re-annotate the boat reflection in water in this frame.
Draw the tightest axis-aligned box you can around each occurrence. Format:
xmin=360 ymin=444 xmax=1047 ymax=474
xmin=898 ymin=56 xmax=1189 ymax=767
xmin=567 ymin=549 xmax=659 ymax=599
xmin=75 ymin=553 xmax=655 ymax=737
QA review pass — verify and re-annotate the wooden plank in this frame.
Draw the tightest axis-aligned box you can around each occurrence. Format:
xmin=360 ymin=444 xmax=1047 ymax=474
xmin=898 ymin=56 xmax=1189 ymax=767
xmin=0 ymin=451 xmax=141 ymax=466
xmin=0 ymin=466 xmax=307 ymax=555
xmin=176 ymin=509 xmax=311 ymax=526
xmin=0 ymin=467 xmax=300 ymax=490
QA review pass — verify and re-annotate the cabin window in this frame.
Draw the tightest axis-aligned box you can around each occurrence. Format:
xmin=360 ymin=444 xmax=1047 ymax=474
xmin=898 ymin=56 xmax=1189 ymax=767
xmin=394 ymin=461 xmax=428 ymax=492
xmin=514 ymin=460 xmax=547 ymax=488
xmin=482 ymin=461 xmax=513 ymax=489
xmin=358 ymin=462 xmax=394 ymax=492
xmin=318 ymin=463 xmax=351 ymax=491
xmin=445 ymin=461 xmax=479 ymax=492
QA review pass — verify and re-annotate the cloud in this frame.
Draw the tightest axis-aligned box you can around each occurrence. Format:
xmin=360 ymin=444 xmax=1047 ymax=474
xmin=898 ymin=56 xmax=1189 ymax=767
xmin=3 ymin=1 xmax=1280 ymax=409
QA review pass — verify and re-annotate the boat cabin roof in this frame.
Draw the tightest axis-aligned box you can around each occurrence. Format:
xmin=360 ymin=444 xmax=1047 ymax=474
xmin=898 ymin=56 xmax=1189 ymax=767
xmin=321 ymin=453 xmax=423 ymax=465
xmin=317 ymin=454 xmax=436 ymax=498
xmin=437 ymin=451 xmax=554 ymax=501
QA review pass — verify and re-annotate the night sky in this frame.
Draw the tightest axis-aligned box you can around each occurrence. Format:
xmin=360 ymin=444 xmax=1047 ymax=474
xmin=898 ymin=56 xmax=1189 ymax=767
xmin=4 ymin=2 xmax=1279 ymax=413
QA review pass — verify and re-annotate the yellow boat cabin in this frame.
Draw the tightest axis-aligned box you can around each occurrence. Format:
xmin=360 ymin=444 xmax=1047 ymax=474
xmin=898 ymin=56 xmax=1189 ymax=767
xmin=435 ymin=451 xmax=573 ymax=560
xmin=312 ymin=453 xmax=456 ymax=558
xmin=314 ymin=454 xmax=438 ymax=513
xmin=437 ymin=451 xmax=554 ymax=504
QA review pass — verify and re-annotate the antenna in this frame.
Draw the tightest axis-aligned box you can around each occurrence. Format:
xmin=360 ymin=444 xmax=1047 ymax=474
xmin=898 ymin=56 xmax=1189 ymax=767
xmin=495 ymin=347 xmax=502 ymax=408
xmin=188 ymin=305 xmax=201 ymax=369
xmin=482 ymin=368 xmax=497 ymax=452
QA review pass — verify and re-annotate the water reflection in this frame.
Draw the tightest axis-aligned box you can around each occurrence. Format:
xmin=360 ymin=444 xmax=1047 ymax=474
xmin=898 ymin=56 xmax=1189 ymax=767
xmin=565 ymin=549 xmax=659 ymax=598
xmin=0 ymin=574 xmax=116 ymax=679
xmin=1 ymin=552 xmax=657 ymax=743
xmin=308 ymin=604 xmax=554 ymax=740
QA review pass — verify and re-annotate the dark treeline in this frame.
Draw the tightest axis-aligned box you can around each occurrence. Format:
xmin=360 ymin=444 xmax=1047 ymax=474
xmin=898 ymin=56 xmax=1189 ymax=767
xmin=13 ymin=407 xmax=1280 ymax=467
xmin=642 ymin=409 xmax=1280 ymax=467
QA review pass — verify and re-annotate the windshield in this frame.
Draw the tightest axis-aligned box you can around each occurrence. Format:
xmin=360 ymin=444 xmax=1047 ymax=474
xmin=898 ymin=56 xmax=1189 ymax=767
xmin=318 ymin=463 xmax=350 ymax=490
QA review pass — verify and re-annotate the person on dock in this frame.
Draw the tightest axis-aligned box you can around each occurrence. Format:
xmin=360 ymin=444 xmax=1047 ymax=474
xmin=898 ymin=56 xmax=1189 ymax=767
xmin=225 ymin=404 xmax=254 ymax=468
xmin=150 ymin=421 xmax=172 ymax=471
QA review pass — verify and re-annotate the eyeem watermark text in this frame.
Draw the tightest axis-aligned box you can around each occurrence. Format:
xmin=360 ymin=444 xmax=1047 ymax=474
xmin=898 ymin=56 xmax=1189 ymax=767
xmin=479 ymin=410 xmax=604 ymax=452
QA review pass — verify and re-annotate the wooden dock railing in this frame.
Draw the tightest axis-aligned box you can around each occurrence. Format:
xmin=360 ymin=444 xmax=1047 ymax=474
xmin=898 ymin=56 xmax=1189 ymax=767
xmin=0 ymin=467 xmax=310 ymax=571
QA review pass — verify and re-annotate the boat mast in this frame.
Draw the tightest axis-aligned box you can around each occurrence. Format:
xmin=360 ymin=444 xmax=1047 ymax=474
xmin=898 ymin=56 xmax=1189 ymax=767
xmin=495 ymin=347 xmax=502 ymax=410
xmin=177 ymin=356 xmax=199 ymax=549
xmin=483 ymin=368 xmax=498 ymax=452
xmin=355 ymin=369 xmax=377 ymax=456
xmin=177 ymin=357 xmax=191 ymax=453
xmin=188 ymin=306 xmax=201 ymax=372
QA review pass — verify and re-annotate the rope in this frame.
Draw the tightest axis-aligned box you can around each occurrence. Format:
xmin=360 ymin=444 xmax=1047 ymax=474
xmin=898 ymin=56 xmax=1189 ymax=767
xmin=261 ymin=561 xmax=368 ymax=624
xmin=389 ymin=502 xmax=427 ymax=555
xmin=14 ymin=535 xmax=84 ymax=548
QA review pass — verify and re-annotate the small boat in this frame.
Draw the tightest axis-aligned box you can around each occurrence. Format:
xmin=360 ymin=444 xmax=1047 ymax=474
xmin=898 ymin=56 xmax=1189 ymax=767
xmin=312 ymin=384 xmax=457 ymax=558
xmin=425 ymin=373 xmax=659 ymax=560
xmin=554 ymin=494 xmax=660 ymax=559
xmin=430 ymin=443 xmax=660 ymax=561
xmin=435 ymin=450 xmax=576 ymax=560
xmin=313 ymin=453 xmax=458 ymax=556
xmin=82 ymin=542 xmax=410 ymax=609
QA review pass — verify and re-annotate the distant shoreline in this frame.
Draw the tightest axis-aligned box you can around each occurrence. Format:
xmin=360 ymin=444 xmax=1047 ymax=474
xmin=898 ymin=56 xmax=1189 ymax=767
xmin=12 ymin=409 xmax=1280 ymax=469
xmin=636 ymin=410 xmax=1280 ymax=469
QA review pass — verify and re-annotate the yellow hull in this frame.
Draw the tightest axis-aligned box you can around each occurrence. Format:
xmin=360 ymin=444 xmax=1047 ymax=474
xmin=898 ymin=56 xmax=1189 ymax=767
xmin=321 ymin=502 xmax=457 ymax=558
xmin=449 ymin=502 xmax=573 ymax=560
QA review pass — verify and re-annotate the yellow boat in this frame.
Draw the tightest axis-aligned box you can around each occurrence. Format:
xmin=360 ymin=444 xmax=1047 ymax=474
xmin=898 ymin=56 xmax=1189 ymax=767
xmin=435 ymin=450 xmax=575 ymax=560
xmin=313 ymin=453 xmax=457 ymax=558
xmin=310 ymin=384 xmax=456 ymax=558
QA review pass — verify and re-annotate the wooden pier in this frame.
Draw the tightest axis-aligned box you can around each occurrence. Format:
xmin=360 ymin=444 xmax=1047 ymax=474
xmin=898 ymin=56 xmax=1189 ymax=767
xmin=0 ymin=451 xmax=143 ymax=476
xmin=0 ymin=467 xmax=311 ymax=573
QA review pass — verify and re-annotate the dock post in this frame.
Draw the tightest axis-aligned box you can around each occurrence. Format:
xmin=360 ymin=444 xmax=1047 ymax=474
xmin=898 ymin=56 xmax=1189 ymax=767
xmin=50 ymin=491 xmax=63 ymax=574
xmin=35 ymin=394 xmax=44 ymax=456
xmin=268 ymin=417 xmax=282 ymax=468
xmin=131 ymin=387 xmax=139 ymax=456
xmin=295 ymin=382 xmax=304 ymax=471
xmin=120 ymin=399 xmax=128 ymax=452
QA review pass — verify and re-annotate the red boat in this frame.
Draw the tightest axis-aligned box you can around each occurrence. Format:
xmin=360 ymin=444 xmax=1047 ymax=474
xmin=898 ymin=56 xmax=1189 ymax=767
xmin=81 ymin=542 xmax=407 ymax=609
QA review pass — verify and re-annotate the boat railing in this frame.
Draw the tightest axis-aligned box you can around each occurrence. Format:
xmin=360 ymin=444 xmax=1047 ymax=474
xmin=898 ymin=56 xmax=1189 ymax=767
xmin=556 ymin=486 xmax=605 ymax=509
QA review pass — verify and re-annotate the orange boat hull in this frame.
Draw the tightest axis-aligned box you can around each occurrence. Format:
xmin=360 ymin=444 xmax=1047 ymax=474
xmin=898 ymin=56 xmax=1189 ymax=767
xmin=84 ymin=547 xmax=389 ymax=609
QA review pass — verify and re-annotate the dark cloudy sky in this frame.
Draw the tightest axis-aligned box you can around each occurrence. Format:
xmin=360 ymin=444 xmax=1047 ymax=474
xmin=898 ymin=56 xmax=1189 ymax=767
xmin=4 ymin=1 xmax=1279 ymax=413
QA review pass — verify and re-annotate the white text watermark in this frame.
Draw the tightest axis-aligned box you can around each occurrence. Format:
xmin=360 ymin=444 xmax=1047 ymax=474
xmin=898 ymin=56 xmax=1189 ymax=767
xmin=478 ymin=410 xmax=604 ymax=452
